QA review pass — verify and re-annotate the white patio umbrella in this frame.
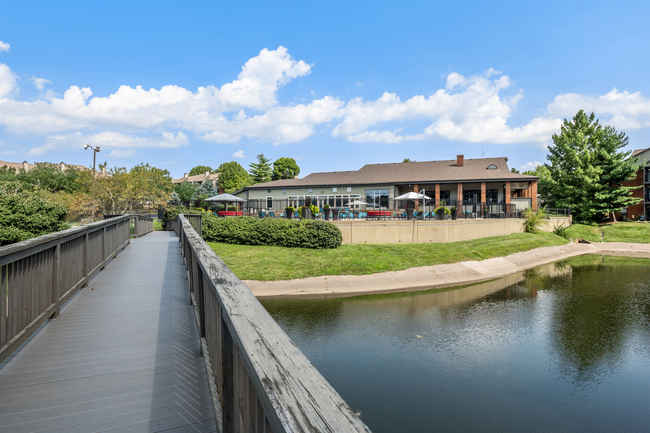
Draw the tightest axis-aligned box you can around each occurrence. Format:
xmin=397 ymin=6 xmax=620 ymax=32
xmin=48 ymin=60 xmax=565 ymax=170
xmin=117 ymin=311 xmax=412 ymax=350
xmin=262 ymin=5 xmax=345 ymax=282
xmin=345 ymin=200 xmax=367 ymax=206
xmin=393 ymin=191 xmax=432 ymax=200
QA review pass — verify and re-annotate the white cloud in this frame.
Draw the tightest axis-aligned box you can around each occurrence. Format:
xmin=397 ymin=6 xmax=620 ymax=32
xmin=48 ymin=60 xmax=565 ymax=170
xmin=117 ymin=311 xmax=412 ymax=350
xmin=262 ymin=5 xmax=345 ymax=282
xmin=332 ymin=70 xmax=562 ymax=145
xmin=26 ymin=131 xmax=189 ymax=156
xmin=547 ymin=88 xmax=650 ymax=130
xmin=0 ymin=63 xmax=16 ymax=99
xmin=2 ymin=43 xmax=650 ymax=154
xmin=520 ymin=161 xmax=543 ymax=172
xmin=0 ymin=41 xmax=9 ymax=54
xmin=0 ymin=46 xmax=328 ymax=153
xmin=232 ymin=150 xmax=245 ymax=158
xmin=109 ymin=149 xmax=137 ymax=158
xmin=30 ymin=76 xmax=52 ymax=91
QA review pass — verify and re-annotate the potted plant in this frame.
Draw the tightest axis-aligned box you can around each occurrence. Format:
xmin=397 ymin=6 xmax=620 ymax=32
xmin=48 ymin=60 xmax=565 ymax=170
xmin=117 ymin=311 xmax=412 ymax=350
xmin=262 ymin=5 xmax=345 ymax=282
xmin=309 ymin=204 xmax=319 ymax=220
xmin=285 ymin=206 xmax=295 ymax=219
xmin=301 ymin=205 xmax=311 ymax=219
xmin=435 ymin=206 xmax=450 ymax=220
xmin=323 ymin=203 xmax=331 ymax=220
xmin=332 ymin=207 xmax=339 ymax=221
xmin=450 ymin=206 xmax=457 ymax=220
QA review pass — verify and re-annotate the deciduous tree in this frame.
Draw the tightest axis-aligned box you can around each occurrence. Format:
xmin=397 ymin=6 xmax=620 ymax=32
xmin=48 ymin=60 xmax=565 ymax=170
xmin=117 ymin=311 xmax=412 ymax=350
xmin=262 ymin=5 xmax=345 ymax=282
xmin=215 ymin=161 xmax=250 ymax=193
xmin=272 ymin=157 xmax=300 ymax=180
xmin=188 ymin=165 xmax=215 ymax=176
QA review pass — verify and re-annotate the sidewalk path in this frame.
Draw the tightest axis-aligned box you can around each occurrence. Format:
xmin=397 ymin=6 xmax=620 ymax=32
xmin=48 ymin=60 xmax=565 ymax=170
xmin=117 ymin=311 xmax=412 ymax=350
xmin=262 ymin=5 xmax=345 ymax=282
xmin=245 ymin=242 xmax=650 ymax=299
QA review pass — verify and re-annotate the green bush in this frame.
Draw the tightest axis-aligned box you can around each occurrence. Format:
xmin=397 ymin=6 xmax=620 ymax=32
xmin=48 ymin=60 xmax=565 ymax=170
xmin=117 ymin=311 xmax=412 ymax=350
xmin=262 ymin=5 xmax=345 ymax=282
xmin=0 ymin=182 xmax=70 ymax=246
xmin=523 ymin=206 xmax=548 ymax=234
xmin=202 ymin=216 xmax=342 ymax=249
xmin=552 ymin=221 xmax=570 ymax=239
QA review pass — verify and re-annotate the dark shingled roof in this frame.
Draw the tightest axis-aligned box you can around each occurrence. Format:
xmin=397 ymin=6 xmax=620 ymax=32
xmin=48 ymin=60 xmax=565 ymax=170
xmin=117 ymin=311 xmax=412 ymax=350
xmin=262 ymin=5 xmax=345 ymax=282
xmin=247 ymin=157 xmax=537 ymax=189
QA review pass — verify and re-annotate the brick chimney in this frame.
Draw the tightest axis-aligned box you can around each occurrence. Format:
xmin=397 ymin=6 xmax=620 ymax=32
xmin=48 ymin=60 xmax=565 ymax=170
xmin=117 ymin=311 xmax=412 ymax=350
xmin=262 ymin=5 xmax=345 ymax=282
xmin=205 ymin=171 xmax=210 ymax=179
xmin=184 ymin=173 xmax=188 ymax=180
xmin=101 ymin=166 xmax=106 ymax=175
xmin=457 ymin=155 xmax=464 ymax=167
xmin=22 ymin=161 xmax=29 ymax=171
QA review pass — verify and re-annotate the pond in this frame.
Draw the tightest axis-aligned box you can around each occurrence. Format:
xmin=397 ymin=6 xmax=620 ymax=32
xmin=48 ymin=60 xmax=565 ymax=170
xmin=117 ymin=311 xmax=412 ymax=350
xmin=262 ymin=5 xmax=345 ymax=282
xmin=261 ymin=256 xmax=650 ymax=433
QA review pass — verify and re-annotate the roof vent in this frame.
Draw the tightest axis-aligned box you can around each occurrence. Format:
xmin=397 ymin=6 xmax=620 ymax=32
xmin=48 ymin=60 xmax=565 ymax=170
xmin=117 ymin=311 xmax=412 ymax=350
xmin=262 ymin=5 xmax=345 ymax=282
xmin=487 ymin=164 xmax=497 ymax=169
xmin=457 ymin=155 xmax=464 ymax=167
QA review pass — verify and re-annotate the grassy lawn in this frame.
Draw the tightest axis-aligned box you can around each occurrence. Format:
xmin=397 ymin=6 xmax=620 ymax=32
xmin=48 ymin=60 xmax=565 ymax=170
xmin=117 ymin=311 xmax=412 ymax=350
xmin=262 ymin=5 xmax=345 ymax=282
xmin=153 ymin=219 xmax=163 ymax=231
xmin=565 ymin=222 xmax=650 ymax=243
xmin=207 ymin=232 xmax=569 ymax=281
xmin=601 ymin=222 xmax=650 ymax=243
xmin=564 ymin=224 xmax=602 ymax=242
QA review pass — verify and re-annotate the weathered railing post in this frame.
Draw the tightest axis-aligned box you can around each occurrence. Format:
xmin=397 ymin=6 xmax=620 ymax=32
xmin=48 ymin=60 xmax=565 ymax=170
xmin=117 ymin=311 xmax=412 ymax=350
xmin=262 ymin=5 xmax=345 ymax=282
xmin=52 ymin=243 xmax=61 ymax=318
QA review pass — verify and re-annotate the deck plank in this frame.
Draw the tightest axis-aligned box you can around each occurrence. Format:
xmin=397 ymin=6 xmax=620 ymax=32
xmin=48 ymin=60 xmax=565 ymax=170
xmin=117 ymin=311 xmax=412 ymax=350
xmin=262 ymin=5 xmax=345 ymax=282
xmin=0 ymin=232 xmax=216 ymax=433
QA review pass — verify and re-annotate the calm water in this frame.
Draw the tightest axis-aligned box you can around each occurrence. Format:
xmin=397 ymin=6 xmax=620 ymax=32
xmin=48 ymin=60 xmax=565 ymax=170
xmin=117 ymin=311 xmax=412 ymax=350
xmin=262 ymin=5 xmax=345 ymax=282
xmin=261 ymin=256 xmax=650 ymax=433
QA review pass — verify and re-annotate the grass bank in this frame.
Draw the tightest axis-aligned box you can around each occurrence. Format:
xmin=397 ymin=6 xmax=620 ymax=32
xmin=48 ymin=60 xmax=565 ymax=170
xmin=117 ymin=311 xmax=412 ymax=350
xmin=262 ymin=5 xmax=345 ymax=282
xmin=565 ymin=222 xmax=650 ymax=243
xmin=207 ymin=232 xmax=568 ymax=281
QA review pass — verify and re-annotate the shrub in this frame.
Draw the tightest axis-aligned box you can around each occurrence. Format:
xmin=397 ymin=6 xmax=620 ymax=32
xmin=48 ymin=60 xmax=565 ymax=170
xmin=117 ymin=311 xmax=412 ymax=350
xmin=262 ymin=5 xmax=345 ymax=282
xmin=435 ymin=206 xmax=451 ymax=215
xmin=202 ymin=216 xmax=342 ymax=249
xmin=0 ymin=182 xmax=70 ymax=246
xmin=552 ymin=221 xmax=570 ymax=239
xmin=523 ymin=206 xmax=548 ymax=234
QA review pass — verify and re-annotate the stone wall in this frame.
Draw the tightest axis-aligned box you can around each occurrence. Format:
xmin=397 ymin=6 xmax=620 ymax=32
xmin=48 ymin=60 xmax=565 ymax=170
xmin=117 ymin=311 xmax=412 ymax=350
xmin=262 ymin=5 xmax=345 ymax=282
xmin=331 ymin=216 xmax=572 ymax=244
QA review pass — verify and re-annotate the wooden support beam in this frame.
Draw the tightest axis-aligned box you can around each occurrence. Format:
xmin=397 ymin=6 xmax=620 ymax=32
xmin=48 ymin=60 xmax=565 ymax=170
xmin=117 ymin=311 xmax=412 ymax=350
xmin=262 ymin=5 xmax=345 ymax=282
xmin=435 ymin=184 xmax=440 ymax=207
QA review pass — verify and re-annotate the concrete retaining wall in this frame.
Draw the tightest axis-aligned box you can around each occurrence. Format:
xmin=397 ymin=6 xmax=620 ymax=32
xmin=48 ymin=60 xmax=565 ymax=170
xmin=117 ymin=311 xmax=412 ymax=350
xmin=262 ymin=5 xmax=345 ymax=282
xmin=331 ymin=216 xmax=572 ymax=244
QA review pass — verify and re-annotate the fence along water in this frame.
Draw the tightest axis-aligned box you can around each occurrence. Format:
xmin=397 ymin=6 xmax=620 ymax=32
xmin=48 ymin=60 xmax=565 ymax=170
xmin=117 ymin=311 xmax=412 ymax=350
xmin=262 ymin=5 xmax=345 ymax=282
xmin=0 ymin=215 xmax=133 ymax=364
xmin=169 ymin=214 xmax=370 ymax=433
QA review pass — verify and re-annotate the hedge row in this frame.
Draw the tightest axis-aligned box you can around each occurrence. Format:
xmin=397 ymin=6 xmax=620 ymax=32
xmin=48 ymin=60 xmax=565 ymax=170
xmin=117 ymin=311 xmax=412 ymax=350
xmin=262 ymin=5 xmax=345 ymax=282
xmin=162 ymin=208 xmax=343 ymax=249
xmin=202 ymin=216 xmax=342 ymax=249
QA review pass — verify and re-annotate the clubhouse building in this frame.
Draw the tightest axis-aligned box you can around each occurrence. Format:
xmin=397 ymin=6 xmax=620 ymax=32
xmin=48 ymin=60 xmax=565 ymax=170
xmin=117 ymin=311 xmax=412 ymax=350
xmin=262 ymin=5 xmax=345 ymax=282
xmin=234 ymin=155 xmax=539 ymax=212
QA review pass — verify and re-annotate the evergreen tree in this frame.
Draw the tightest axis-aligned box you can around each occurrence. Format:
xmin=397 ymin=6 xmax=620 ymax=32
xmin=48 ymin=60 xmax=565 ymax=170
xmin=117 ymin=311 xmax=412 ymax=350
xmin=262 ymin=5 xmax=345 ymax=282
xmin=215 ymin=161 xmax=251 ymax=193
xmin=191 ymin=179 xmax=219 ymax=208
xmin=545 ymin=110 xmax=642 ymax=222
xmin=272 ymin=157 xmax=300 ymax=180
xmin=248 ymin=154 xmax=273 ymax=184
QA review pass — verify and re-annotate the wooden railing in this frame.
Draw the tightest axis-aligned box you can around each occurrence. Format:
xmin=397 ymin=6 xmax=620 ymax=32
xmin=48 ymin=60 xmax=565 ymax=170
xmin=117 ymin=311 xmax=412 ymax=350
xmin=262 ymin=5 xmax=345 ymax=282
xmin=104 ymin=214 xmax=154 ymax=237
xmin=171 ymin=215 xmax=369 ymax=433
xmin=0 ymin=216 xmax=132 ymax=364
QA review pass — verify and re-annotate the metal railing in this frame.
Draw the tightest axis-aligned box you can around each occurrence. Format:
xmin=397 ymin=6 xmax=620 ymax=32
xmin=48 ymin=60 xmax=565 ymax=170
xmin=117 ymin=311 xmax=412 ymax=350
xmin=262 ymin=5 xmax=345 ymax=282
xmin=0 ymin=215 xmax=133 ymax=364
xmin=545 ymin=208 xmax=572 ymax=217
xmin=104 ymin=214 xmax=154 ymax=237
xmin=170 ymin=215 xmax=369 ymax=433
xmin=245 ymin=198 xmax=520 ymax=220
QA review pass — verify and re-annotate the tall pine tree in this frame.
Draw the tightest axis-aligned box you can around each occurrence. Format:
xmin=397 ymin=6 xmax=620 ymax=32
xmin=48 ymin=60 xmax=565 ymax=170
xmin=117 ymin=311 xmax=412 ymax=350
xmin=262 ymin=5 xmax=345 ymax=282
xmin=545 ymin=110 xmax=642 ymax=222
xmin=248 ymin=154 xmax=272 ymax=184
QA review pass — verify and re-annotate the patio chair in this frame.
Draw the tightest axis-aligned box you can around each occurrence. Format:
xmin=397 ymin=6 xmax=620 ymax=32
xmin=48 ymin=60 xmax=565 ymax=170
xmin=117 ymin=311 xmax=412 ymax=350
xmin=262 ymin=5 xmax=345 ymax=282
xmin=294 ymin=211 xmax=301 ymax=218
xmin=269 ymin=211 xmax=276 ymax=218
xmin=259 ymin=211 xmax=265 ymax=218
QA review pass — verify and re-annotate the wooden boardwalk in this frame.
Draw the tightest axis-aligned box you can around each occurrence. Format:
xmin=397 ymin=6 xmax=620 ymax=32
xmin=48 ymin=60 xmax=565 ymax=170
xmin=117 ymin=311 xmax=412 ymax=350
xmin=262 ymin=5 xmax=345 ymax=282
xmin=0 ymin=232 xmax=217 ymax=433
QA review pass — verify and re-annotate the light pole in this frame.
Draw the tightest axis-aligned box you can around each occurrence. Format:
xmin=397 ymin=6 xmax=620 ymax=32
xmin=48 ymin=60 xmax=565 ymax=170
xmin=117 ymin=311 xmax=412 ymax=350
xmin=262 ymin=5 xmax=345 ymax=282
xmin=83 ymin=144 xmax=101 ymax=174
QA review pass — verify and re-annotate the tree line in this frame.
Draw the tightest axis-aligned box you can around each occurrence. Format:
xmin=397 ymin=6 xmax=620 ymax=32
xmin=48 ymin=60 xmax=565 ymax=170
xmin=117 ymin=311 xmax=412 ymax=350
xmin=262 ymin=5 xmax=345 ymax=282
xmin=172 ymin=156 xmax=300 ymax=203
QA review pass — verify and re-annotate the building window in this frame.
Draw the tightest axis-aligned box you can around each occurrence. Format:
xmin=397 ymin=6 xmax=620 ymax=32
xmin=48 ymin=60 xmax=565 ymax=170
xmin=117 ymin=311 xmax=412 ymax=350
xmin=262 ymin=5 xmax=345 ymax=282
xmin=487 ymin=164 xmax=497 ymax=169
xmin=347 ymin=187 xmax=352 ymax=192
xmin=333 ymin=187 xmax=337 ymax=192
xmin=463 ymin=190 xmax=481 ymax=202
xmin=647 ymin=188 xmax=650 ymax=201
xmin=646 ymin=169 xmax=650 ymax=183
xmin=366 ymin=189 xmax=389 ymax=208
xmin=309 ymin=188 xmax=313 ymax=193
xmin=282 ymin=189 xmax=286 ymax=194
xmin=440 ymin=190 xmax=451 ymax=202
xmin=486 ymin=189 xmax=498 ymax=203
xmin=266 ymin=197 xmax=273 ymax=209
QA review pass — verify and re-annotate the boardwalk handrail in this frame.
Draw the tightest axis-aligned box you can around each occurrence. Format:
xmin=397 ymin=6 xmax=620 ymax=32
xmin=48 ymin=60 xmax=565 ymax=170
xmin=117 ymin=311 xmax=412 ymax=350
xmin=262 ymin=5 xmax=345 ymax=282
xmin=0 ymin=215 xmax=132 ymax=364
xmin=171 ymin=214 xmax=370 ymax=433
xmin=104 ymin=214 xmax=154 ymax=237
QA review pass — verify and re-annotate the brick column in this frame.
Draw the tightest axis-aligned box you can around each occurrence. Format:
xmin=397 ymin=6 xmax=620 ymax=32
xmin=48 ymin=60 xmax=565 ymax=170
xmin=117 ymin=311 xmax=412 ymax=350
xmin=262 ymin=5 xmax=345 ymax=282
xmin=481 ymin=182 xmax=486 ymax=205
xmin=505 ymin=182 xmax=511 ymax=205
xmin=531 ymin=180 xmax=538 ymax=210
xmin=457 ymin=183 xmax=463 ymax=207
xmin=435 ymin=184 xmax=440 ymax=207
xmin=414 ymin=184 xmax=419 ymax=208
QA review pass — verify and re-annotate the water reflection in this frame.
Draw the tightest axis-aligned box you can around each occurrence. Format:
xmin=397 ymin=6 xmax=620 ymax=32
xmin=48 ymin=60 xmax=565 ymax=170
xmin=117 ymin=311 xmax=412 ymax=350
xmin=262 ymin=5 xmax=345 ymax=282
xmin=262 ymin=256 xmax=650 ymax=433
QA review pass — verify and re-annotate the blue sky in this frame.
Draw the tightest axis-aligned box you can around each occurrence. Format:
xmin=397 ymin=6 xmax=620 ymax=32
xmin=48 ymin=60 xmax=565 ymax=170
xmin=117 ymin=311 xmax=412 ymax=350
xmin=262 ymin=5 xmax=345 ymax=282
xmin=1 ymin=0 xmax=649 ymax=178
